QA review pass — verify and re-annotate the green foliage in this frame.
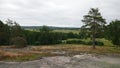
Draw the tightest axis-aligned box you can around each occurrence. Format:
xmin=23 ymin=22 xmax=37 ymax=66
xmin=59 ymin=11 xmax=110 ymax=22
xmin=67 ymin=32 xmax=78 ymax=38
xmin=105 ymin=20 xmax=120 ymax=47
xmin=96 ymin=38 xmax=113 ymax=46
xmin=11 ymin=37 xmax=27 ymax=47
xmin=23 ymin=26 xmax=66 ymax=45
xmin=39 ymin=25 xmax=52 ymax=32
xmin=86 ymin=41 xmax=104 ymax=46
xmin=6 ymin=19 xmax=24 ymax=38
xmin=23 ymin=28 xmax=86 ymax=45
xmin=82 ymin=8 xmax=106 ymax=48
xmin=38 ymin=26 xmax=57 ymax=45
xmin=23 ymin=30 xmax=39 ymax=45
xmin=53 ymin=29 xmax=79 ymax=34
xmin=79 ymin=26 xmax=90 ymax=39
xmin=34 ymin=41 xmax=40 ymax=45
xmin=64 ymin=38 xmax=104 ymax=46
xmin=1 ymin=19 xmax=26 ymax=45
xmin=0 ymin=20 xmax=10 ymax=45
xmin=82 ymin=38 xmax=113 ymax=46
xmin=65 ymin=39 xmax=84 ymax=44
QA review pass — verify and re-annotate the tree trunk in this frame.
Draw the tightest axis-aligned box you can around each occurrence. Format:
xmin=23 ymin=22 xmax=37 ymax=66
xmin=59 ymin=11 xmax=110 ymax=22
xmin=92 ymin=20 xmax=96 ymax=49
xmin=92 ymin=34 xmax=96 ymax=49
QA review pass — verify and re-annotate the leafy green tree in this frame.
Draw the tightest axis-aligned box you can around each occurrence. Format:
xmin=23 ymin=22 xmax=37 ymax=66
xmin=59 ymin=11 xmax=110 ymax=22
xmin=105 ymin=20 xmax=120 ymax=47
xmin=0 ymin=20 xmax=9 ymax=45
xmin=6 ymin=19 xmax=26 ymax=45
xmin=67 ymin=32 xmax=78 ymax=38
xmin=0 ymin=20 xmax=5 ymax=45
xmin=82 ymin=8 xmax=106 ymax=49
xmin=23 ymin=30 xmax=38 ymax=45
xmin=79 ymin=25 xmax=90 ymax=39
xmin=37 ymin=26 xmax=63 ymax=45
xmin=40 ymin=25 xmax=52 ymax=32
xmin=6 ymin=19 xmax=24 ymax=38
xmin=38 ymin=26 xmax=52 ymax=45
xmin=12 ymin=22 xmax=24 ymax=37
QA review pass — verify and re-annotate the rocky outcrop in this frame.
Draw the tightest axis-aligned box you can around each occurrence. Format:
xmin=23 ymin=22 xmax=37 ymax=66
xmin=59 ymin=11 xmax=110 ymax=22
xmin=0 ymin=54 xmax=120 ymax=68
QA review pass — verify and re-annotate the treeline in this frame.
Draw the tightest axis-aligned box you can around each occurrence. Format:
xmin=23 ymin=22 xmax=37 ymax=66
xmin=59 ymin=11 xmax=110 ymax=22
xmin=0 ymin=19 xmax=120 ymax=47
xmin=22 ymin=26 xmax=84 ymax=45
xmin=22 ymin=26 xmax=80 ymax=30
xmin=0 ymin=20 xmax=81 ymax=46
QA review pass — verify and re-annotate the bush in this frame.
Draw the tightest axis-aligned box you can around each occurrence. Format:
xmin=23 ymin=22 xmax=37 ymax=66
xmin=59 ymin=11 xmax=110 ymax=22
xmin=34 ymin=41 xmax=40 ymax=45
xmin=86 ymin=41 xmax=104 ymax=46
xmin=64 ymin=39 xmax=104 ymax=46
xmin=66 ymin=39 xmax=84 ymax=44
xmin=11 ymin=37 xmax=27 ymax=47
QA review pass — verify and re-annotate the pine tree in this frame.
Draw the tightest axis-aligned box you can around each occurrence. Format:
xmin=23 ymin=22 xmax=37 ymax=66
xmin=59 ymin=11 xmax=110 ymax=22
xmin=82 ymin=8 xmax=106 ymax=49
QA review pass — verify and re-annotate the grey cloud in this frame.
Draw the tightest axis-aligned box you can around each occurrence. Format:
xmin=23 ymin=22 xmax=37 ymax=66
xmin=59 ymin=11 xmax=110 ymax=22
xmin=0 ymin=0 xmax=120 ymax=27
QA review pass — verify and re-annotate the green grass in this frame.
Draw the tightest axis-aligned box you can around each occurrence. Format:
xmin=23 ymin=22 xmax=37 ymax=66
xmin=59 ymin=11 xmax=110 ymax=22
xmin=63 ymin=38 xmax=113 ymax=46
xmin=27 ymin=29 xmax=80 ymax=34
xmin=4 ymin=54 xmax=40 ymax=62
xmin=53 ymin=29 xmax=80 ymax=34
xmin=96 ymin=38 xmax=114 ymax=46
xmin=81 ymin=38 xmax=114 ymax=46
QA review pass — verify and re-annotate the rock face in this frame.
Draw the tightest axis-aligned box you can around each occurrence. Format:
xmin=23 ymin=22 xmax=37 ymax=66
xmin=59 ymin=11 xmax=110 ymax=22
xmin=0 ymin=54 xmax=120 ymax=68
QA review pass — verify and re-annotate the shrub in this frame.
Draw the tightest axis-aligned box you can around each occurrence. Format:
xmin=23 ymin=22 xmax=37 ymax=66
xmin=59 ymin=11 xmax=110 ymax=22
xmin=65 ymin=39 xmax=104 ymax=46
xmin=34 ymin=41 xmax=40 ymax=45
xmin=66 ymin=39 xmax=84 ymax=44
xmin=11 ymin=37 xmax=27 ymax=47
xmin=86 ymin=41 xmax=104 ymax=46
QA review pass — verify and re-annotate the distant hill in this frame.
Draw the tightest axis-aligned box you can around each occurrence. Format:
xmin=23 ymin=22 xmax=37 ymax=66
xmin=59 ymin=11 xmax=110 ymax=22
xmin=22 ymin=26 xmax=80 ymax=30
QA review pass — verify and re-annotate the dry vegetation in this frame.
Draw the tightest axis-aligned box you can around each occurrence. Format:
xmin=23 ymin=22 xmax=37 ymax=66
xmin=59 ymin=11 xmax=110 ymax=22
xmin=32 ymin=44 xmax=120 ymax=53
xmin=0 ymin=44 xmax=120 ymax=61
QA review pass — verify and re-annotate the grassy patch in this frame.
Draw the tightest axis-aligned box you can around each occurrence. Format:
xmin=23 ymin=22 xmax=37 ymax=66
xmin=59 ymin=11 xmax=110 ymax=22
xmin=66 ymin=38 xmax=114 ymax=46
xmin=32 ymin=44 xmax=120 ymax=54
xmin=3 ymin=54 xmax=40 ymax=62
xmin=0 ymin=51 xmax=62 ymax=62
xmin=53 ymin=29 xmax=79 ymax=34
xmin=96 ymin=38 xmax=114 ymax=46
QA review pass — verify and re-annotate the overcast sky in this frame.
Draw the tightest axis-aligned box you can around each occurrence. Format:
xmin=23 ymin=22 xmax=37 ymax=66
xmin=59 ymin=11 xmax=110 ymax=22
xmin=0 ymin=0 xmax=120 ymax=27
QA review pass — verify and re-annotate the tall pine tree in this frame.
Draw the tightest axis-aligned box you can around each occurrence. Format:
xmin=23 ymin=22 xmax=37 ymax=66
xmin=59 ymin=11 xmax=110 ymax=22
xmin=82 ymin=8 xmax=106 ymax=49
